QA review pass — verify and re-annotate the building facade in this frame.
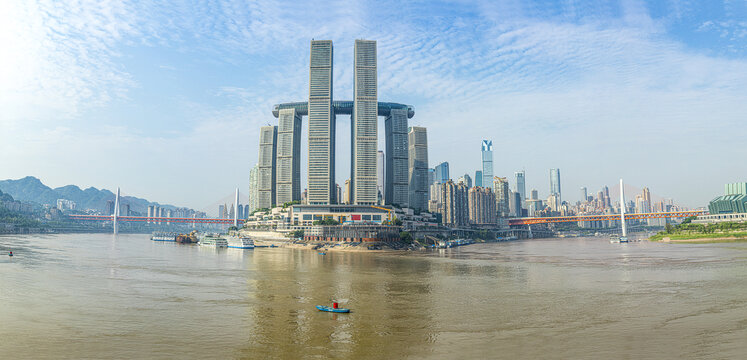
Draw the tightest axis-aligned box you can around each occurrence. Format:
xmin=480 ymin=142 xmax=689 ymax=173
xmin=377 ymin=150 xmax=385 ymax=203
xmin=258 ymin=126 xmax=277 ymax=209
xmin=481 ymin=140 xmax=493 ymax=187
xmin=352 ymin=39 xmax=378 ymax=205
xmin=550 ymin=168 xmax=561 ymax=203
xmin=441 ymin=180 xmax=468 ymax=227
xmin=308 ymin=40 xmax=335 ymax=204
xmin=493 ymin=176 xmax=510 ymax=218
xmin=276 ymin=108 xmax=302 ymax=205
xmin=408 ymin=126 xmax=429 ymax=211
xmin=434 ymin=162 xmax=449 ymax=184
xmin=514 ymin=170 xmax=526 ymax=206
xmin=385 ymin=108 xmax=409 ymax=207
xmin=468 ymin=186 xmax=495 ymax=225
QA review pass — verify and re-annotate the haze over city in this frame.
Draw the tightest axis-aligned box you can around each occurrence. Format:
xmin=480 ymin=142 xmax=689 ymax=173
xmin=2 ymin=0 xmax=746 ymax=210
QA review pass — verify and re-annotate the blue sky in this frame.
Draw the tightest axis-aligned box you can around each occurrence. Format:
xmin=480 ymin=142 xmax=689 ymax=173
xmin=1 ymin=0 xmax=745 ymax=213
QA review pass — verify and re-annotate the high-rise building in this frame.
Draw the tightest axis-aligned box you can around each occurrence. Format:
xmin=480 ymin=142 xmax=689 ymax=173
xmin=258 ymin=126 xmax=277 ymax=209
xmin=377 ymin=150 xmax=385 ymax=203
xmin=408 ymin=126 xmax=428 ymax=211
xmin=344 ymin=179 xmax=352 ymax=204
xmin=244 ymin=204 xmax=250 ymax=219
xmin=336 ymin=184 xmax=342 ymax=206
xmin=481 ymin=140 xmax=493 ymax=187
xmin=308 ymin=40 xmax=335 ymax=205
xmin=248 ymin=164 xmax=259 ymax=213
xmin=434 ymin=162 xmax=449 ymax=183
xmin=580 ymin=187 xmax=588 ymax=203
xmin=475 ymin=170 xmax=483 ymax=187
xmin=385 ymin=109 xmax=408 ymax=207
xmin=549 ymin=168 xmax=561 ymax=203
xmin=457 ymin=174 xmax=472 ymax=189
xmin=218 ymin=204 xmax=225 ymax=219
xmin=493 ymin=177 xmax=510 ymax=217
xmin=468 ymin=186 xmax=495 ymax=225
xmin=276 ymin=108 xmax=302 ymax=205
xmin=509 ymin=191 xmax=522 ymax=217
xmin=428 ymin=182 xmax=443 ymax=214
xmin=427 ymin=168 xmax=435 ymax=186
xmin=352 ymin=39 xmax=378 ymax=205
xmin=441 ymin=180 xmax=468 ymax=227
xmin=514 ymin=170 xmax=526 ymax=205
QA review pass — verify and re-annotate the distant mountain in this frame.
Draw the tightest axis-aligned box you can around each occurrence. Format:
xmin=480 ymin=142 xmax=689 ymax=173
xmin=0 ymin=176 xmax=178 ymax=214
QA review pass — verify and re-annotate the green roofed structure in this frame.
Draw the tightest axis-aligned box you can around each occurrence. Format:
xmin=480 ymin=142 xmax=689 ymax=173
xmin=708 ymin=182 xmax=747 ymax=215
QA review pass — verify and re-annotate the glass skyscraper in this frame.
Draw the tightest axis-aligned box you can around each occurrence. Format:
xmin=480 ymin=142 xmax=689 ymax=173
xmin=276 ymin=108 xmax=302 ymax=205
xmin=408 ymin=126 xmax=428 ymax=211
xmin=352 ymin=39 xmax=378 ymax=205
xmin=481 ymin=140 xmax=493 ymax=188
xmin=550 ymin=168 xmax=561 ymax=203
xmin=514 ymin=170 xmax=526 ymax=205
xmin=434 ymin=162 xmax=449 ymax=184
xmin=475 ymin=170 xmax=483 ymax=187
xmin=308 ymin=40 xmax=335 ymax=204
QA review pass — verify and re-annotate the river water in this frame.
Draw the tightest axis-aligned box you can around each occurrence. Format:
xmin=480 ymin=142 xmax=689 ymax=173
xmin=1 ymin=233 xmax=746 ymax=359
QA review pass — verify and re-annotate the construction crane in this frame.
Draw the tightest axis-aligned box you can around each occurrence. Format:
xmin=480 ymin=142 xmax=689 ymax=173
xmin=370 ymin=205 xmax=394 ymax=222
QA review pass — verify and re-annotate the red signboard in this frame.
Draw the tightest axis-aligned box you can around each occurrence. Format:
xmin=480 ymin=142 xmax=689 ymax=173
xmin=351 ymin=214 xmax=361 ymax=221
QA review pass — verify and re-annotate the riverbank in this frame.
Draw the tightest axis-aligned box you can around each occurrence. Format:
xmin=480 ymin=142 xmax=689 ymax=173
xmin=657 ymin=235 xmax=747 ymax=244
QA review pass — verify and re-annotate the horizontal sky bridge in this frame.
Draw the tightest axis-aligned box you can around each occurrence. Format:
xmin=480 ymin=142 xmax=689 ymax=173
xmin=272 ymin=101 xmax=414 ymax=118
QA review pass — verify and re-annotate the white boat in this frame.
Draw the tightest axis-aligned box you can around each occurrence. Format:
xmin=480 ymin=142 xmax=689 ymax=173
xmin=151 ymin=232 xmax=177 ymax=242
xmin=199 ymin=234 xmax=228 ymax=247
xmin=226 ymin=235 xmax=254 ymax=249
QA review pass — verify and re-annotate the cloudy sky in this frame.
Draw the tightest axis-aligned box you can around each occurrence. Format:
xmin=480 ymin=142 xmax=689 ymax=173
xmin=1 ymin=0 xmax=745 ymax=213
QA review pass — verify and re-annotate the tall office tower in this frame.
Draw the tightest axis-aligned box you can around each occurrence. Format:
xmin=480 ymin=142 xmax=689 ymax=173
xmin=352 ymin=39 xmax=378 ymax=205
xmin=276 ymin=108 xmax=302 ymax=205
xmin=475 ymin=170 xmax=483 ymax=187
xmin=308 ymin=40 xmax=335 ymax=204
xmin=248 ymin=164 xmax=259 ymax=213
xmin=428 ymin=168 xmax=435 ymax=186
xmin=549 ymin=168 xmax=561 ymax=203
xmin=481 ymin=140 xmax=494 ymax=187
xmin=237 ymin=205 xmax=243 ymax=220
xmin=493 ymin=177 xmax=510 ymax=217
xmin=602 ymin=185 xmax=611 ymax=208
xmin=244 ymin=205 xmax=249 ymax=219
xmin=457 ymin=174 xmax=472 ymax=188
xmin=434 ymin=162 xmax=450 ymax=183
xmin=530 ymin=189 xmax=538 ymax=200
xmin=441 ymin=180 xmax=469 ymax=227
xmin=642 ymin=187 xmax=651 ymax=212
xmin=509 ymin=191 xmax=522 ymax=217
xmin=218 ymin=205 xmax=225 ymax=219
xmin=468 ymin=186 xmax=496 ymax=225
xmin=344 ymin=179 xmax=352 ymax=204
xmin=385 ymin=109 xmax=408 ymax=206
xmin=258 ymin=125 xmax=278 ymax=209
xmin=514 ymin=170 xmax=526 ymax=205
xmin=580 ymin=187 xmax=588 ymax=203
xmin=377 ymin=150 xmax=385 ymax=203
xmin=408 ymin=126 xmax=429 ymax=211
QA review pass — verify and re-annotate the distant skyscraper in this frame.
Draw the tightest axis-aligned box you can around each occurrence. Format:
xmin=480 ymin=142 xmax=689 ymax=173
xmin=344 ymin=179 xmax=352 ymax=204
xmin=385 ymin=109 xmax=409 ymax=207
xmin=218 ymin=204 xmax=225 ymax=219
xmin=248 ymin=164 xmax=259 ymax=213
xmin=352 ymin=39 xmax=378 ymax=205
xmin=434 ymin=162 xmax=449 ymax=183
xmin=408 ymin=126 xmax=428 ymax=211
xmin=276 ymin=108 xmax=302 ymax=205
xmin=308 ymin=40 xmax=335 ymax=205
xmin=428 ymin=168 xmax=435 ymax=186
xmin=493 ymin=177 xmax=510 ymax=217
xmin=336 ymin=184 xmax=342 ymax=206
xmin=377 ymin=150 xmax=385 ymax=203
xmin=514 ymin=171 xmax=526 ymax=206
xmin=457 ymin=174 xmax=472 ymax=189
xmin=580 ymin=187 xmax=588 ymax=203
xmin=258 ymin=125 xmax=278 ymax=209
xmin=475 ymin=170 xmax=483 ymax=188
xmin=481 ymin=140 xmax=493 ymax=187
xmin=549 ymin=168 xmax=561 ymax=203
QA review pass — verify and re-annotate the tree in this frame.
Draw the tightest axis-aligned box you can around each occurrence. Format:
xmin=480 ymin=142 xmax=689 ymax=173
xmin=399 ymin=231 xmax=413 ymax=243
xmin=313 ymin=218 xmax=339 ymax=226
xmin=391 ymin=217 xmax=403 ymax=226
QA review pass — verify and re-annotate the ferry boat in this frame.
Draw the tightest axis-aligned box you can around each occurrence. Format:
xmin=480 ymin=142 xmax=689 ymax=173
xmin=225 ymin=235 xmax=254 ymax=249
xmin=151 ymin=232 xmax=177 ymax=242
xmin=199 ymin=234 xmax=228 ymax=247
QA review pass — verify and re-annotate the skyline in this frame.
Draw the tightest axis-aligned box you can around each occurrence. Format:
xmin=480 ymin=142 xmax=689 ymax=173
xmin=2 ymin=1 xmax=746 ymax=211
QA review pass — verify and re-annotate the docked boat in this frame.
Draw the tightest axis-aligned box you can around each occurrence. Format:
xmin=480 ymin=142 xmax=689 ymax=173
xmin=199 ymin=234 xmax=228 ymax=247
xmin=225 ymin=235 xmax=254 ymax=249
xmin=316 ymin=305 xmax=350 ymax=313
xmin=151 ymin=232 xmax=177 ymax=242
xmin=176 ymin=231 xmax=198 ymax=244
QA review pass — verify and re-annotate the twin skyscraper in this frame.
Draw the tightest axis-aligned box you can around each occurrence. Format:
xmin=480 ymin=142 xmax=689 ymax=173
xmin=256 ymin=39 xmax=424 ymax=210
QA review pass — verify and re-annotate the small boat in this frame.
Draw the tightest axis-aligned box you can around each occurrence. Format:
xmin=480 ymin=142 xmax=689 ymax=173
xmin=8 ymin=251 xmax=13 ymax=257
xmin=318 ymin=252 xmax=326 ymax=255
xmin=316 ymin=305 xmax=350 ymax=313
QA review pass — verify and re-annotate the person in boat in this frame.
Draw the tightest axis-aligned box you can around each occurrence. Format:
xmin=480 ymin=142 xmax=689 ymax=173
xmin=8 ymin=251 xmax=13 ymax=257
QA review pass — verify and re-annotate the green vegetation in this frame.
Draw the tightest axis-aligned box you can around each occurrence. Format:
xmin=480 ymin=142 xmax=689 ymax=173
xmin=469 ymin=229 xmax=495 ymax=241
xmin=390 ymin=217 xmax=403 ymax=226
xmin=399 ymin=231 xmax=413 ymax=243
xmin=281 ymin=201 xmax=300 ymax=209
xmin=288 ymin=229 xmax=304 ymax=238
xmin=650 ymin=220 xmax=747 ymax=242
xmin=313 ymin=218 xmax=340 ymax=226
